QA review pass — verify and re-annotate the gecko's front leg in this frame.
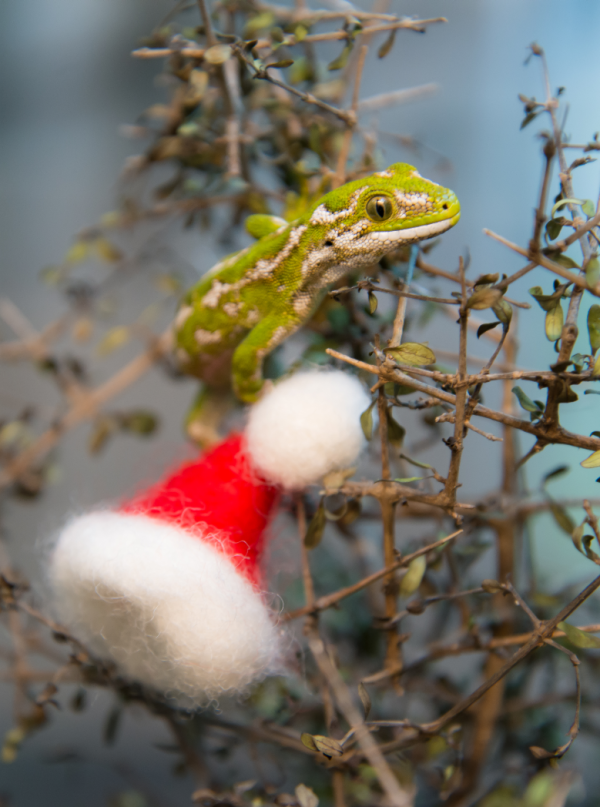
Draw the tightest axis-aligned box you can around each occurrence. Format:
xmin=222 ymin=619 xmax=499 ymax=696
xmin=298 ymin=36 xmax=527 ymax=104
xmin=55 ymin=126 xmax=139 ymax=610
xmin=231 ymin=314 xmax=301 ymax=402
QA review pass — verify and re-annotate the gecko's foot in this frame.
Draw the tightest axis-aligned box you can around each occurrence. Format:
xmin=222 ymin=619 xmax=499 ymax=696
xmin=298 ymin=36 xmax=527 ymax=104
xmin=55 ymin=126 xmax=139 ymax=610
xmin=185 ymin=387 xmax=234 ymax=449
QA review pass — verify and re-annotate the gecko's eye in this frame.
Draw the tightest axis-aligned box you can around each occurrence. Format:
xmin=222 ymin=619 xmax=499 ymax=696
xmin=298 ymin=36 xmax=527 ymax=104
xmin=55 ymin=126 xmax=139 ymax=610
xmin=366 ymin=196 xmax=393 ymax=222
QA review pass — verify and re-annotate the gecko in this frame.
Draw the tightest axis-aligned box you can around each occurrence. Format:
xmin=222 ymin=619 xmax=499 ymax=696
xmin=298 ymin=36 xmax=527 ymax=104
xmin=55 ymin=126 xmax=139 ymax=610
xmin=174 ymin=163 xmax=460 ymax=403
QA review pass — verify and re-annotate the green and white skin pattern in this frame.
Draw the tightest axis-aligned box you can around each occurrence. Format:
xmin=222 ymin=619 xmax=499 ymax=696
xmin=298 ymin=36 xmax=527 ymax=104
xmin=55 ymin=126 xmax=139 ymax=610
xmin=174 ymin=163 xmax=461 ymax=403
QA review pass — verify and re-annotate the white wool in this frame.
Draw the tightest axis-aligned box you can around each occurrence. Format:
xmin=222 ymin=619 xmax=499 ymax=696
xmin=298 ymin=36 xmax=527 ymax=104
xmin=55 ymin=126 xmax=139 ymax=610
xmin=246 ymin=370 xmax=370 ymax=489
xmin=48 ymin=511 xmax=282 ymax=705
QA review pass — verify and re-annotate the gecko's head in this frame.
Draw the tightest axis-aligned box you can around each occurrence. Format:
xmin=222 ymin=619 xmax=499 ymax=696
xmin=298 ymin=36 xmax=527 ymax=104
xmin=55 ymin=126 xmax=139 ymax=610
xmin=306 ymin=164 xmax=460 ymax=267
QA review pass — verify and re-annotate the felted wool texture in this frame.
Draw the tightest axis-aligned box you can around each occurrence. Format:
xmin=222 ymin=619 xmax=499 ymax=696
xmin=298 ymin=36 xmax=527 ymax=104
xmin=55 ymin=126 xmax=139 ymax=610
xmin=48 ymin=511 xmax=282 ymax=704
xmin=245 ymin=370 xmax=370 ymax=489
xmin=121 ymin=434 xmax=279 ymax=585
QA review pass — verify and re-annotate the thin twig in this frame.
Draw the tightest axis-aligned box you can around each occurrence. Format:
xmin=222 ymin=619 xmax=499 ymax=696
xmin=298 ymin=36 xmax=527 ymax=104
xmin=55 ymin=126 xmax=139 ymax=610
xmin=326 ymin=349 xmax=600 ymax=453
xmin=283 ymin=530 xmax=461 ymax=622
xmin=0 ymin=329 xmax=173 ymax=488
xmin=484 ymin=228 xmax=595 ymax=293
xmin=307 ymin=630 xmax=413 ymax=807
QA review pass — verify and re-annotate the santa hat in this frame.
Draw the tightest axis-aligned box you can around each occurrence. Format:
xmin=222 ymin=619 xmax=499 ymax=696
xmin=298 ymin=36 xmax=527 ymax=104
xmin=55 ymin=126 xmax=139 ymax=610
xmin=47 ymin=370 xmax=370 ymax=705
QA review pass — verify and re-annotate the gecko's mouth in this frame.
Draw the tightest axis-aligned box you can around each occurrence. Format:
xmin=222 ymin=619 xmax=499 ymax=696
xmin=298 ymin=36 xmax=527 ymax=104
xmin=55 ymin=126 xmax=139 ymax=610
xmin=370 ymin=211 xmax=460 ymax=244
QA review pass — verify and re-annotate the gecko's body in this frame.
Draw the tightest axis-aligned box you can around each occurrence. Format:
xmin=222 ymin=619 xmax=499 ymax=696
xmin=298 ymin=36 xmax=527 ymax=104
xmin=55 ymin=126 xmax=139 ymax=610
xmin=175 ymin=163 xmax=460 ymax=402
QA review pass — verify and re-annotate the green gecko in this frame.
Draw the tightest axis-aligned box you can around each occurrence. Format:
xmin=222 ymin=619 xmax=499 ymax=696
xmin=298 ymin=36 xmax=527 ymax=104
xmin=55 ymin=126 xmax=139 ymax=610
xmin=175 ymin=163 xmax=460 ymax=402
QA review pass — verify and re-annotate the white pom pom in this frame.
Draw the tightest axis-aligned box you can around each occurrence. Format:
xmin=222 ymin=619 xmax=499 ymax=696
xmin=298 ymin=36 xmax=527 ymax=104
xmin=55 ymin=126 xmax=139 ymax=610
xmin=48 ymin=512 xmax=282 ymax=705
xmin=245 ymin=370 xmax=370 ymax=489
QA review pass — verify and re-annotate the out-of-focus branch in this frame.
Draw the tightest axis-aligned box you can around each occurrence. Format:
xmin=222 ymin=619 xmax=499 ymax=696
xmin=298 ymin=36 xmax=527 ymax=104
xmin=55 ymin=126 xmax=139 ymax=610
xmin=0 ymin=329 xmax=173 ymax=489
xmin=326 ymin=349 xmax=600 ymax=453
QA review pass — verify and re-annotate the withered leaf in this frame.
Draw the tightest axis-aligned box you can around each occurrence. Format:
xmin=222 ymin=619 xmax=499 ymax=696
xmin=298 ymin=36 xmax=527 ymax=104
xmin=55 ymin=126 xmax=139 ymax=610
xmin=545 ymin=303 xmax=564 ymax=341
xmin=466 ymin=287 xmax=503 ymax=311
xmin=360 ymin=401 xmax=376 ymax=440
xmin=358 ymin=682 xmax=371 ymax=719
xmin=384 ymin=342 xmax=436 ymax=366
xmin=399 ymin=555 xmax=426 ymax=597
xmin=295 ymin=783 xmax=319 ymax=807
xmin=558 ymin=620 xmax=600 ymax=649
xmin=305 ymin=501 xmax=326 ymax=548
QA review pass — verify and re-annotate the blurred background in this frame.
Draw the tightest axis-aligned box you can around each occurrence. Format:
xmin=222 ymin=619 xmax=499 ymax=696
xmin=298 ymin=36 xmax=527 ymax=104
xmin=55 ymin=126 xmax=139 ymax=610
xmin=2 ymin=0 xmax=600 ymax=803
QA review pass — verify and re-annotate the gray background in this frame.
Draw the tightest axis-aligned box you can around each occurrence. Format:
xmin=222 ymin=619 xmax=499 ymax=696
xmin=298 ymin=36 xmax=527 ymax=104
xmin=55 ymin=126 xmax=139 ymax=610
xmin=2 ymin=1 xmax=600 ymax=803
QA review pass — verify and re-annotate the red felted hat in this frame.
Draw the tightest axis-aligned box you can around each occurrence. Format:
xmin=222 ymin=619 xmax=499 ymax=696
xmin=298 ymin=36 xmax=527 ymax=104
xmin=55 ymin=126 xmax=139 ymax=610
xmin=48 ymin=370 xmax=370 ymax=704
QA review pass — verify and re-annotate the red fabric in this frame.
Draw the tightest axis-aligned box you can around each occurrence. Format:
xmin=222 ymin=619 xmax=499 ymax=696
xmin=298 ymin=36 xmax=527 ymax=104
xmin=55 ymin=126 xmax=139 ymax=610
xmin=120 ymin=434 xmax=279 ymax=584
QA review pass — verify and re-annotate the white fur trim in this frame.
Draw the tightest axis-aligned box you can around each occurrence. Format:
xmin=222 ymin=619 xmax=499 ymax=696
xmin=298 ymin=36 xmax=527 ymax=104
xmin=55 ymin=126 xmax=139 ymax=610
xmin=48 ymin=512 xmax=282 ymax=704
xmin=245 ymin=370 xmax=370 ymax=489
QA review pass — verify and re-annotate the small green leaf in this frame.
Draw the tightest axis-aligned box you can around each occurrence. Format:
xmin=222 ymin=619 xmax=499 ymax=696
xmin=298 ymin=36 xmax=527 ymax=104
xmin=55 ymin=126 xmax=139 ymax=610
xmin=548 ymin=500 xmax=575 ymax=536
xmin=203 ymin=44 xmax=232 ymax=64
xmin=386 ymin=408 xmax=405 ymax=449
xmin=550 ymin=197 xmax=586 ymax=217
xmin=586 ymin=257 xmax=600 ymax=288
xmin=266 ymin=59 xmax=294 ymax=69
xmin=529 ymin=745 xmax=555 ymax=761
xmin=545 ymin=303 xmax=564 ymax=341
xmin=529 ymin=284 xmax=569 ymax=311
xmin=558 ymin=621 xmax=600 ymax=649
xmin=301 ymin=733 xmax=318 ymax=752
xmin=492 ymin=298 xmax=513 ymax=325
xmin=65 ymin=240 xmax=90 ymax=264
xmin=545 ymin=250 xmax=580 ymax=270
xmin=571 ymin=353 xmax=585 ymax=372
xmin=119 ymin=410 xmax=159 ymax=436
xmin=477 ymin=322 xmax=500 ymax=339
xmin=358 ymin=682 xmax=371 ymax=719
xmin=244 ymin=11 xmax=275 ymax=34
xmin=368 ymin=290 xmax=378 ymax=314
xmin=88 ymin=415 xmax=118 ymax=455
xmin=300 ymin=734 xmax=342 ymax=760
xmin=294 ymin=24 xmax=308 ymax=41
xmin=384 ymin=342 xmax=436 ymax=366
xmin=97 ymin=326 xmax=130 ymax=356
xmin=377 ymin=29 xmax=396 ymax=59
xmin=545 ymin=218 xmax=563 ymax=241
xmin=71 ymin=688 xmax=87 ymax=712
xmin=95 ymin=238 xmax=123 ymax=263
xmin=520 ymin=110 xmax=540 ymax=129
xmin=582 ymin=199 xmax=596 ymax=218
xmin=1 ymin=726 xmax=26 ymax=764
xmin=323 ymin=493 xmax=347 ymax=521
xmin=466 ymin=287 xmax=503 ymax=311
xmin=542 ymin=465 xmax=569 ymax=485
xmin=394 ymin=476 xmax=424 ymax=483
xmin=360 ymin=401 xmax=376 ymax=440
xmin=305 ymin=501 xmax=326 ymax=548
xmin=328 ymin=43 xmax=352 ymax=71
xmin=399 ymin=555 xmax=427 ymax=597
xmin=103 ymin=706 xmax=122 ymax=746
xmin=588 ymin=305 xmax=600 ymax=352
xmin=556 ymin=254 xmax=580 ymax=269
xmin=581 ymin=450 xmax=600 ymax=468
xmin=40 ymin=265 xmax=66 ymax=285
xmin=481 ymin=579 xmax=504 ymax=594
xmin=473 ymin=273 xmax=500 ymax=287
xmin=339 ymin=498 xmax=361 ymax=526
xmin=512 ymin=386 xmax=543 ymax=414
xmin=399 ymin=454 xmax=432 ymax=470
xmin=571 ymin=522 xmax=600 ymax=562
xmin=295 ymin=784 xmax=319 ymax=807
xmin=311 ymin=735 xmax=343 ymax=758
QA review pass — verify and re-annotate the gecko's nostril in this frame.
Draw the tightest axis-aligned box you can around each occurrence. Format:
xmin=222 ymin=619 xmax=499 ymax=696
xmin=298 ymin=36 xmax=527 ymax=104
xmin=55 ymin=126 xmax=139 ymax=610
xmin=325 ymin=240 xmax=334 ymax=247
xmin=442 ymin=203 xmax=449 ymax=210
